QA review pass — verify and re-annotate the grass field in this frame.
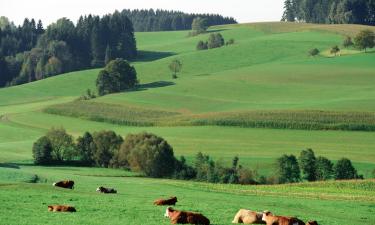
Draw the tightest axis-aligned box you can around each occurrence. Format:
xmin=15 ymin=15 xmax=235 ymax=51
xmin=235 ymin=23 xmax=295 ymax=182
xmin=1 ymin=22 xmax=375 ymax=224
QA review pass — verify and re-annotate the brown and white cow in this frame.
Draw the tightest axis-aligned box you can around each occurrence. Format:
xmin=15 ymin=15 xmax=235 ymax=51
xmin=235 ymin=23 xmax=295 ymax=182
xmin=154 ymin=196 xmax=178 ymax=206
xmin=165 ymin=207 xmax=210 ymax=225
xmin=96 ymin=186 xmax=117 ymax=194
xmin=262 ymin=211 xmax=304 ymax=225
xmin=48 ymin=205 xmax=76 ymax=212
xmin=306 ymin=221 xmax=318 ymax=225
xmin=232 ymin=209 xmax=265 ymax=224
xmin=53 ymin=180 xmax=74 ymax=189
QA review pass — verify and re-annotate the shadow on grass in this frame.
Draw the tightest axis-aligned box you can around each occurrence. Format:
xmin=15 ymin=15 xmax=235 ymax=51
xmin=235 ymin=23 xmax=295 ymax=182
xmin=0 ymin=163 xmax=20 ymax=169
xmin=135 ymin=81 xmax=175 ymax=92
xmin=136 ymin=50 xmax=175 ymax=62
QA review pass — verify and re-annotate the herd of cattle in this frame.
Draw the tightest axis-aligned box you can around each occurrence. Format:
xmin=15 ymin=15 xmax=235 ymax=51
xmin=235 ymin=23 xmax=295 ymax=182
xmin=49 ymin=180 xmax=319 ymax=225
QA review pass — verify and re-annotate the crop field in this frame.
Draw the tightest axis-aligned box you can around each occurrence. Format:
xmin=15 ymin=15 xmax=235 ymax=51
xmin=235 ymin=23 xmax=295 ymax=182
xmin=1 ymin=22 xmax=375 ymax=224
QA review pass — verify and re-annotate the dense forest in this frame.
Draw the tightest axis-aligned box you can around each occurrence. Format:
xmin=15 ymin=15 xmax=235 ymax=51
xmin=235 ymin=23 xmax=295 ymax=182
xmin=282 ymin=0 xmax=375 ymax=25
xmin=121 ymin=9 xmax=237 ymax=32
xmin=0 ymin=11 xmax=136 ymax=87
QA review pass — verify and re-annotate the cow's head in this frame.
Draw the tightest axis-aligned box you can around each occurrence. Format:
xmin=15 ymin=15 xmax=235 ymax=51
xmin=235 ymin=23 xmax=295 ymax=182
xmin=165 ymin=207 xmax=174 ymax=218
xmin=47 ymin=206 xmax=53 ymax=211
xmin=306 ymin=221 xmax=318 ymax=225
xmin=262 ymin=211 xmax=272 ymax=221
xmin=96 ymin=186 xmax=103 ymax=192
xmin=52 ymin=182 xmax=56 ymax=186
xmin=171 ymin=196 xmax=177 ymax=202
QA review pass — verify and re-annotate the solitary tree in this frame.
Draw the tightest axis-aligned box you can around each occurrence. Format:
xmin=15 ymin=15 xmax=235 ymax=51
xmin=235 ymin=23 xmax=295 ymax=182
xmin=330 ymin=45 xmax=340 ymax=56
xmin=32 ymin=136 xmax=53 ymax=165
xmin=299 ymin=149 xmax=317 ymax=181
xmin=96 ymin=58 xmax=138 ymax=96
xmin=354 ymin=30 xmax=375 ymax=52
xmin=334 ymin=158 xmax=359 ymax=180
xmin=343 ymin=36 xmax=354 ymax=48
xmin=308 ymin=48 xmax=320 ymax=57
xmin=276 ymin=154 xmax=301 ymax=183
xmin=169 ymin=59 xmax=182 ymax=79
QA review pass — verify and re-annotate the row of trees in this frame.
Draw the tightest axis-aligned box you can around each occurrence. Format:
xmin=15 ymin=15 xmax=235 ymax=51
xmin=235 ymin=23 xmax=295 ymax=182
xmin=121 ymin=9 xmax=237 ymax=32
xmin=32 ymin=128 xmax=364 ymax=184
xmin=282 ymin=0 xmax=375 ymax=25
xmin=277 ymin=149 xmax=362 ymax=184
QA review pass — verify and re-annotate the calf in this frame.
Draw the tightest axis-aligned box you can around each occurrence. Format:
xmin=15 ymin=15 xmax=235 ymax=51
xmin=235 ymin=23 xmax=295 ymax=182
xmin=232 ymin=209 xmax=265 ymax=224
xmin=96 ymin=186 xmax=117 ymax=194
xmin=53 ymin=180 xmax=74 ymax=189
xmin=165 ymin=207 xmax=210 ymax=225
xmin=154 ymin=196 xmax=178 ymax=206
xmin=48 ymin=205 xmax=76 ymax=212
xmin=262 ymin=211 xmax=304 ymax=225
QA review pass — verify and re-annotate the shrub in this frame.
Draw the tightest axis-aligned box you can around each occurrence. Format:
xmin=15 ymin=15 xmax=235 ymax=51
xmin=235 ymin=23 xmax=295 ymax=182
xmin=334 ymin=158 xmax=360 ymax=180
xmin=343 ymin=36 xmax=354 ymax=48
xmin=276 ymin=154 xmax=301 ymax=184
xmin=208 ymin=33 xmax=225 ymax=49
xmin=238 ymin=167 xmax=257 ymax=184
xmin=96 ymin=58 xmax=138 ymax=96
xmin=330 ymin=45 xmax=340 ymax=56
xmin=299 ymin=149 xmax=317 ymax=181
xmin=46 ymin=127 xmax=75 ymax=161
xmin=92 ymin=130 xmax=123 ymax=167
xmin=196 ymin=40 xmax=208 ymax=50
xmin=32 ymin=136 xmax=53 ymax=165
xmin=226 ymin=38 xmax=235 ymax=45
xmin=174 ymin=156 xmax=197 ymax=180
xmin=315 ymin=156 xmax=334 ymax=181
xmin=308 ymin=48 xmax=319 ymax=57
xmin=119 ymin=132 xmax=176 ymax=178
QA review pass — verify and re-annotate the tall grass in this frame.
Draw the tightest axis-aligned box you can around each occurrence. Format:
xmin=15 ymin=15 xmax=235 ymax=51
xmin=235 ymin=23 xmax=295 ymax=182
xmin=44 ymin=101 xmax=375 ymax=131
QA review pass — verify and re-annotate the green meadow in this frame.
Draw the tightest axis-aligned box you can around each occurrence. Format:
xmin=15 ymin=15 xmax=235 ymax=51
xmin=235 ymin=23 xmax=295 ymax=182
xmin=1 ymin=22 xmax=375 ymax=224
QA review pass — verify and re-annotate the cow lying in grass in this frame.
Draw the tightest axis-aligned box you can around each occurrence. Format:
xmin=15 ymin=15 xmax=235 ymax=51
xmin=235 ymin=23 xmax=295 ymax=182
xmin=96 ymin=186 xmax=117 ymax=194
xmin=53 ymin=180 xmax=74 ymax=189
xmin=165 ymin=207 xmax=210 ymax=225
xmin=48 ymin=205 xmax=76 ymax=212
xmin=232 ymin=209 xmax=265 ymax=224
xmin=262 ymin=211 xmax=304 ymax=225
xmin=154 ymin=196 xmax=178 ymax=206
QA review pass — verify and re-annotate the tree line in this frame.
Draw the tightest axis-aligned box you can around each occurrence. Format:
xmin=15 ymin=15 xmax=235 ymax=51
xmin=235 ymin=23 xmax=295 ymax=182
xmin=282 ymin=0 xmax=375 ymax=25
xmin=0 ymin=11 xmax=137 ymax=87
xmin=32 ymin=128 xmax=365 ymax=185
xmin=121 ymin=9 xmax=237 ymax=32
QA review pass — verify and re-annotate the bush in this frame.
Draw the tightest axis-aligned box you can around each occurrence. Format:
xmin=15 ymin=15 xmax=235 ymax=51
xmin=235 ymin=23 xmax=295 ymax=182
xmin=308 ymin=48 xmax=319 ymax=57
xmin=46 ymin=127 xmax=75 ymax=161
xmin=315 ymin=156 xmax=334 ymax=181
xmin=334 ymin=158 xmax=360 ymax=180
xmin=299 ymin=149 xmax=317 ymax=181
xmin=354 ymin=29 xmax=375 ymax=52
xmin=174 ymin=156 xmax=197 ymax=180
xmin=226 ymin=38 xmax=235 ymax=46
xmin=276 ymin=154 xmax=300 ymax=184
xmin=96 ymin=58 xmax=138 ymax=96
xmin=208 ymin=33 xmax=225 ymax=49
xmin=196 ymin=40 xmax=208 ymax=50
xmin=330 ymin=45 xmax=340 ymax=56
xmin=92 ymin=130 xmax=123 ymax=167
xmin=119 ymin=132 xmax=176 ymax=178
xmin=32 ymin=136 xmax=53 ymax=165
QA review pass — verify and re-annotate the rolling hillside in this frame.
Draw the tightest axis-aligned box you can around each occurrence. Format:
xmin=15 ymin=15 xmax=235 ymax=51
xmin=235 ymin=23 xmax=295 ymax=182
xmin=1 ymin=21 xmax=375 ymax=225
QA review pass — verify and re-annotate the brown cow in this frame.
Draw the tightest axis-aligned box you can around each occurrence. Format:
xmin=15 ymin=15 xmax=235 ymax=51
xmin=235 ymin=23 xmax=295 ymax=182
xmin=53 ymin=180 xmax=74 ymax=189
xmin=96 ymin=186 xmax=117 ymax=194
xmin=48 ymin=205 xmax=76 ymax=212
xmin=154 ymin=196 xmax=178 ymax=206
xmin=232 ymin=209 xmax=265 ymax=224
xmin=165 ymin=207 xmax=210 ymax=225
xmin=306 ymin=221 xmax=318 ymax=225
xmin=262 ymin=211 xmax=304 ymax=225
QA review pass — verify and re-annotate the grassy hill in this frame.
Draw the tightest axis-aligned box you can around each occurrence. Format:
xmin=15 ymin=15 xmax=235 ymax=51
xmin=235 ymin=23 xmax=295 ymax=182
xmin=0 ymin=22 xmax=375 ymax=224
